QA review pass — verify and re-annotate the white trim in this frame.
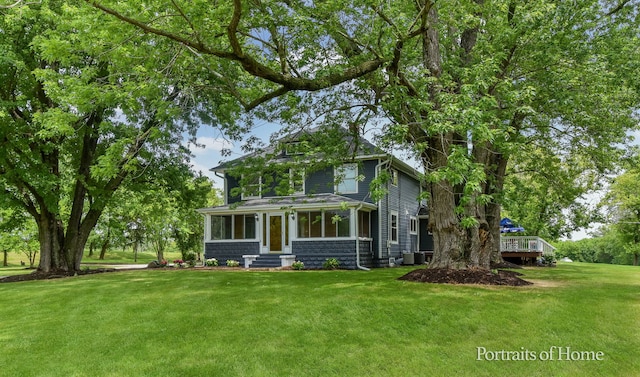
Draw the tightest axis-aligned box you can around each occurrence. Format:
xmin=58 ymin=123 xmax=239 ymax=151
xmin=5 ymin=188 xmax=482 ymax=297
xmin=410 ymin=216 xmax=418 ymax=235
xmin=197 ymin=196 xmax=377 ymax=214
xmin=209 ymin=213 xmax=259 ymax=241
xmin=292 ymin=209 xmax=355 ymax=241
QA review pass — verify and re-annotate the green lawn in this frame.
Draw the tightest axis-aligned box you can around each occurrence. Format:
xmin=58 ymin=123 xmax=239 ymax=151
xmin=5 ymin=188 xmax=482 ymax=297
xmin=1 ymin=263 xmax=638 ymax=377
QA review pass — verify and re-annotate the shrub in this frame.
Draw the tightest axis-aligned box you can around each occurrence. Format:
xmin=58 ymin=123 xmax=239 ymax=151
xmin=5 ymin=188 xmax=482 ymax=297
xmin=183 ymin=251 xmax=196 ymax=262
xmin=323 ymin=258 xmax=340 ymax=270
xmin=205 ymin=258 xmax=219 ymax=267
xmin=291 ymin=260 xmax=305 ymax=270
xmin=226 ymin=259 xmax=240 ymax=267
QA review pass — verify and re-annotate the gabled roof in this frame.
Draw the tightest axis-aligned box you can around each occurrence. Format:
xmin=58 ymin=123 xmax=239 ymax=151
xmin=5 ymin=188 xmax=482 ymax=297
xmin=211 ymin=126 xmax=382 ymax=172
xmin=211 ymin=125 xmax=424 ymax=180
xmin=197 ymin=193 xmax=378 ymax=214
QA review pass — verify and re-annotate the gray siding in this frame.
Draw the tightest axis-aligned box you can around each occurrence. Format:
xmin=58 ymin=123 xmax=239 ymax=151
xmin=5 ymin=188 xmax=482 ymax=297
xmin=377 ymin=167 xmax=422 ymax=261
xmin=305 ymin=168 xmax=334 ymax=195
xmin=204 ymin=241 xmax=260 ymax=261
xmin=292 ymin=239 xmax=373 ymax=269
xmin=226 ymin=174 xmax=241 ymax=204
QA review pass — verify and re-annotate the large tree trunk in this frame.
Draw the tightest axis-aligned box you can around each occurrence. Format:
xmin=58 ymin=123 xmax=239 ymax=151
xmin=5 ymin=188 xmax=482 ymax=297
xmin=2 ymin=250 xmax=7 ymax=267
xmin=37 ymin=211 xmax=68 ymax=273
xmin=428 ymin=180 xmax=467 ymax=269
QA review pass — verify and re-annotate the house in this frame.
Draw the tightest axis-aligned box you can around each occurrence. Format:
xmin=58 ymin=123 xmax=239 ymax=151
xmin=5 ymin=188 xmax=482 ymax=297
xmin=197 ymin=128 xmax=433 ymax=269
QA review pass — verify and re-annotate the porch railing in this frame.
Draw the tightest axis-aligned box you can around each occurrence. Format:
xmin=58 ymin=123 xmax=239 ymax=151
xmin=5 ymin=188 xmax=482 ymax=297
xmin=500 ymin=236 xmax=556 ymax=255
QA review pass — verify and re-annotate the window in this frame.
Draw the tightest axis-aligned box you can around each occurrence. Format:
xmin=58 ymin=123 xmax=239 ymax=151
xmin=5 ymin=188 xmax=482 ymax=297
xmin=290 ymin=168 xmax=305 ymax=195
xmin=211 ymin=215 xmax=232 ymax=240
xmin=210 ymin=214 xmax=256 ymax=240
xmin=390 ymin=168 xmax=399 ymax=186
xmin=297 ymin=211 xmax=321 ymax=238
xmin=326 ymin=210 xmax=350 ymax=237
xmin=390 ymin=211 xmax=398 ymax=243
xmin=241 ymin=175 xmax=261 ymax=199
xmin=410 ymin=216 xmax=417 ymax=235
xmin=284 ymin=141 xmax=302 ymax=155
xmin=297 ymin=210 xmax=350 ymax=238
xmin=335 ymin=163 xmax=358 ymax=194
xmin=358 ymin=211 xmax=371 ymax=238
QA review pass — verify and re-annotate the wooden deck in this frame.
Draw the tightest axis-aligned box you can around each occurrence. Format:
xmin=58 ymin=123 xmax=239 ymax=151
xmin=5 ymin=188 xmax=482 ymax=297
xmin=500 ymin=236 xmax=555 ymax=265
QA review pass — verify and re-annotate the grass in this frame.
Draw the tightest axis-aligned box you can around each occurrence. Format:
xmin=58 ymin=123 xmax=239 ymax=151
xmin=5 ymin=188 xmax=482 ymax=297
xmin=0 ymin=249 xmax=183 ymax=276
xmin=0 ymin=263 xmax=638 ymax=377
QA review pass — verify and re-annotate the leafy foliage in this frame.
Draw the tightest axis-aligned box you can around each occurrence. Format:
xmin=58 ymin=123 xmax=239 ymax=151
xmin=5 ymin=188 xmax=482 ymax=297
xmin=0 ymin=2 xmax=229 ymax=272
xmin=323 ymin=258 xmax=340 ymax=270
xmin=597 ymin=156 xmax=640 ymax=265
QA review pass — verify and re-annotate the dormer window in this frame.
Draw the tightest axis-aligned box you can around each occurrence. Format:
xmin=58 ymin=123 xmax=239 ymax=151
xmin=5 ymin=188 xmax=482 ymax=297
xmin=284 ymin=141 xmax=303 ymax=156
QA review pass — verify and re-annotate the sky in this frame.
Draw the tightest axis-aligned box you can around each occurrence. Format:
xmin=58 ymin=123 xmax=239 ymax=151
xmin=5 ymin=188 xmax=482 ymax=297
xmin=187 ymin=121 xmax=275 ymax=188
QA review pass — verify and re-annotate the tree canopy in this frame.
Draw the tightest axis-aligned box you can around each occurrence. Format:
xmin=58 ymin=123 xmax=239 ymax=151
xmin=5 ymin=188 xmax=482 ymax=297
xmin=83 ymin=0 xmax=640 ymax=269
xmin=0 ymin=1 xmax=224 ymax=273
xmin=598 ymin=154 xmax=640 ymax=265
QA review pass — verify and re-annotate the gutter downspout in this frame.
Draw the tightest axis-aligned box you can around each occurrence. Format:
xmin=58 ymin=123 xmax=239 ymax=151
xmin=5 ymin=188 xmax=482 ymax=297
xmin=355 ymin=203 xmax=370 ymax=271
xmin=214 ymin=170 xmax=228 ymax=205
xmin=374 ymin=158 xmax=389 ymax=264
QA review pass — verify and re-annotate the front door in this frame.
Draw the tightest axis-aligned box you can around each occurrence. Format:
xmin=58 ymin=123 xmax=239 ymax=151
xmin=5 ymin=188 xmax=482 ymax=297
xmin=268 ymin=213 xmax=284 ymax=253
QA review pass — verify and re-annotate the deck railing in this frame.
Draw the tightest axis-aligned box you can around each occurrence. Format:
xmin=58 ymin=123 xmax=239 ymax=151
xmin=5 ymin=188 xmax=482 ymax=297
xmin=500 ymin=236 xmax=556 ymax=255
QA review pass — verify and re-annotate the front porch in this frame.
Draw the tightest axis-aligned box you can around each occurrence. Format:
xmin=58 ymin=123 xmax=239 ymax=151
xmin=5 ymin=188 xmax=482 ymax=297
xmin=500 ymin=236 xmax=556 ymax=265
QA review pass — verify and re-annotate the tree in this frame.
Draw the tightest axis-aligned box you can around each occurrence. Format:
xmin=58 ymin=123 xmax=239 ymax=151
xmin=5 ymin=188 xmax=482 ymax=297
xmin=172 ymin=177 xmax=220 ymax=262
xmin=86 ymin=0 xmax=640 ymax=270
xmin=0 ymin=207 xmax=39 ymax=267
xmin=600 ymin=163 xmax=640 ymax=266
xmin=0 ymin=207 xmax=27 ymax=266
xmin=502 ymin=146 xmax=601 ymax=240
xmin=0 ymin=2 xmax=228 ymax=274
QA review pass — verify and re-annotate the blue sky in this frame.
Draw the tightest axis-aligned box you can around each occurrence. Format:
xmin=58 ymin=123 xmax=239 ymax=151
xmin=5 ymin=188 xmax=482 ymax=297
xmin=187 ymin=121 xmax=276 ymax=188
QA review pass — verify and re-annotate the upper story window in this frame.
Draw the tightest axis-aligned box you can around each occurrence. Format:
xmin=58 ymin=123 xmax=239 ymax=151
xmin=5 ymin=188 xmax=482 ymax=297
xmin=335 ymin=163 xmax=358 ymax=194
xmin=390 ymin=211 xmax=399 ymax=244
xmin=284 ymin=141 xmax=303 ymax=156
xmin=241 ymin=175 xmax=261 ymax=200
xmin=390 ymin=168 xmax=399 ymax=186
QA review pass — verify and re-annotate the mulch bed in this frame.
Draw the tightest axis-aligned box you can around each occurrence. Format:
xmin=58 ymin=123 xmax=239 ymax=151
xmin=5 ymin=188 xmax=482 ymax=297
xmin=3 ymin=266 xmax=532 ymax=286
xmin=398 ymin=268 xmax=533 ymax=286
xmin=0 ymin=268 xmax=116 ymax=283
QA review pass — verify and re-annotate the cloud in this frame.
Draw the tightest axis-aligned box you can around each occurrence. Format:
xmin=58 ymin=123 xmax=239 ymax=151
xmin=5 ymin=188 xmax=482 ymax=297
xmin=189 ymin=136 xmax=234 ymax=156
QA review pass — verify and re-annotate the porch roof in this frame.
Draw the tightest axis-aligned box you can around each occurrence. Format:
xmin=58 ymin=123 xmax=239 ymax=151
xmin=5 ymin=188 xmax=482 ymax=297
xmin=197 ymin=193 xmax=378 ymax=214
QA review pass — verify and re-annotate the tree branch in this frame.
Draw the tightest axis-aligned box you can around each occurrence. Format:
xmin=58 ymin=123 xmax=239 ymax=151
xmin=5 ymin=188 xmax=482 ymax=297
xmin=87 ymin=0 xmax=385 ymax=100
xmin=0 ymin=0 xmax=39 ymax=8
xmin=607 ymin=0 xmax=632 ymax=16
